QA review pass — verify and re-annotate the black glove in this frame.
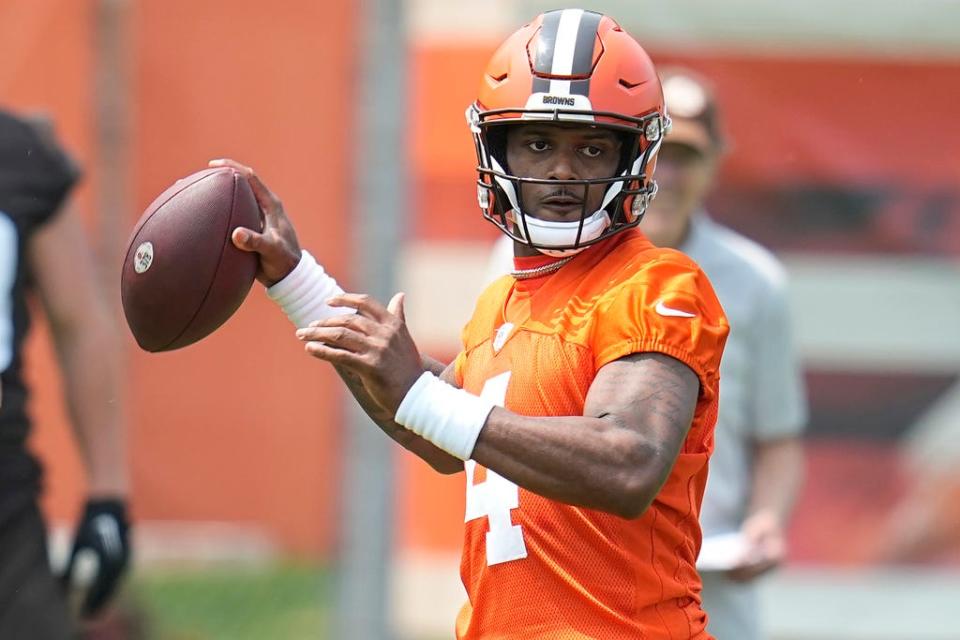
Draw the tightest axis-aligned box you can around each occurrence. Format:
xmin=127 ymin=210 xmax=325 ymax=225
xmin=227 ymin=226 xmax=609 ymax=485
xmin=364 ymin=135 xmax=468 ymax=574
xmin=61 ymin=498 xmax=131 ymax=618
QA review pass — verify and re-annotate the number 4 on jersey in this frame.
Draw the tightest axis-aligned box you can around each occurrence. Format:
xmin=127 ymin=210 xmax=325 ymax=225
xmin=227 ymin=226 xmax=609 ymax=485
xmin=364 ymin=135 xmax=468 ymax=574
xmin=464 ymin=371 xmax=527 ymax=566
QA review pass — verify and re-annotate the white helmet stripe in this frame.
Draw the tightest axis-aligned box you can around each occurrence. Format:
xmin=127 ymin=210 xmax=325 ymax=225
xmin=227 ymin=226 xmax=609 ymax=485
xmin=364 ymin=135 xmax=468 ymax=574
xmin=548 ymin=10 xmax=582 ymax=95
xmin=550 ymin=9 xmax=583 ymax=76
xmin=549 ymin=79 xmax=572 ymax=95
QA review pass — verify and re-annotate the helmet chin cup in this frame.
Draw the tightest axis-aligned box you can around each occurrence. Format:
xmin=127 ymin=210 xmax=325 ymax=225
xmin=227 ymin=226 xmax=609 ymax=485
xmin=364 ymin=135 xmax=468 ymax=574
xmin=512 ymin=208 xmax=611 ymax=256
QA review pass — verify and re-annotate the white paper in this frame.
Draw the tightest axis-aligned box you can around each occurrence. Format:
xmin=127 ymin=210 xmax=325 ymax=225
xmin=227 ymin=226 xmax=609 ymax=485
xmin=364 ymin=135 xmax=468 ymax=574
xmin=697 ymin=531 xmax=748 ymax=571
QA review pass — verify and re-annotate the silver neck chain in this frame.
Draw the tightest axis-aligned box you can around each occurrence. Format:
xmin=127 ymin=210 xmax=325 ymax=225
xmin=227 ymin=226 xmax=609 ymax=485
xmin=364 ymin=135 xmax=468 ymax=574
xmin=510 ymin=256 xmax=573 ymax=280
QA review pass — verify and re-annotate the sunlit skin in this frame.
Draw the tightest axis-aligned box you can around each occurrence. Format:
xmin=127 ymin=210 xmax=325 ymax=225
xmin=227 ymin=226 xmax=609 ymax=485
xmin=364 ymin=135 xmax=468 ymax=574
xmin=504 ymin=124 xmax=621 ymax=257
xmin=640 ymin=142 xmax=718 ymax=249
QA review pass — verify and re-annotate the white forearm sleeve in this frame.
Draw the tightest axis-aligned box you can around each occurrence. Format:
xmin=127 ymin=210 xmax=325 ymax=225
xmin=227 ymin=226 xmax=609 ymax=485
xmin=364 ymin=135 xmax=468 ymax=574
xmin=266 ymin=250 xmax=356 ymax=328
xmin=395 ymin=372 xmax=495 ymax=460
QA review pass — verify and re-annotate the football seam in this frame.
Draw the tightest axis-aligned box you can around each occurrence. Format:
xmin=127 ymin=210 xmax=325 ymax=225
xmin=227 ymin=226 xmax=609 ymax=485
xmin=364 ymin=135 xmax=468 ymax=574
xmin=159 ymin=171 xmax=241 ymax=350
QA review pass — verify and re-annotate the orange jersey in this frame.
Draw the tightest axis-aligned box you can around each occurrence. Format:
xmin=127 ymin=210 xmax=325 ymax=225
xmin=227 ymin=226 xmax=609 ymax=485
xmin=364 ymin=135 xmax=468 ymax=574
xmin=453 ymin=229 xmax=729 ymax=640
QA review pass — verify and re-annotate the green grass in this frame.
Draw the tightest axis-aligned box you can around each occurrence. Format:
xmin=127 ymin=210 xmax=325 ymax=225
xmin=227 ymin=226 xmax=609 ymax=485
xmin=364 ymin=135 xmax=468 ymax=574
xmin=131 ymin=562 xmax=329 ymax=640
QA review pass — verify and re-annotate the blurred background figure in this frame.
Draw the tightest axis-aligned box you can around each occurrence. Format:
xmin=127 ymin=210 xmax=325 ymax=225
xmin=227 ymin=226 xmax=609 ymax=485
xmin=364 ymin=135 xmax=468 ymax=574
xmin=0 ymin=109 xmax=129 ymax=637
xmin=639 ymin=69 xmax=807 ymax=640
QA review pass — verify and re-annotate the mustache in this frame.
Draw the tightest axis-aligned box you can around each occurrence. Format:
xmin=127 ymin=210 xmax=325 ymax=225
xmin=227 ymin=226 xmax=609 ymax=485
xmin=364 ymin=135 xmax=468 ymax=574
xmin=541 ymin=187 xmax=584 ymax=201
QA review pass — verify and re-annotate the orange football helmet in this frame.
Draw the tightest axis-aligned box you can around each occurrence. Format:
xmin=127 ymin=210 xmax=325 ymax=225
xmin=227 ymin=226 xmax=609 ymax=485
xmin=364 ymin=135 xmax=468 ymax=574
xmin=467 ymin=9 xmax=669 ymax=255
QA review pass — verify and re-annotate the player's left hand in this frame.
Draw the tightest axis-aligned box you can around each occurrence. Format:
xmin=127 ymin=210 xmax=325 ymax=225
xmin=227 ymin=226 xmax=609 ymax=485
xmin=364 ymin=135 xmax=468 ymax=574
xmin=297 ymin=292 xmax=423 ymax=415
xmin=725 ymin=510 xmax=785 ymax=582
xmin=61 ymin=498 xmax=131 ymax=619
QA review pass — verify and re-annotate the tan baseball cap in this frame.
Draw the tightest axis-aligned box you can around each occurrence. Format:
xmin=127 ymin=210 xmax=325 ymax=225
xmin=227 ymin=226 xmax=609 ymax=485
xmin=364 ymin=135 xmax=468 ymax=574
xmin=660 ymin=68 xmax=725 ymax=155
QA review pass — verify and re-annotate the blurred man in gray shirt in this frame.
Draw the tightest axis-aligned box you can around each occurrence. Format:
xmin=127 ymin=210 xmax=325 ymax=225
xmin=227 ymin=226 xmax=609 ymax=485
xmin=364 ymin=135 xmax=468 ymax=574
xmin=641 ymin=69 xmax=807 ymax=640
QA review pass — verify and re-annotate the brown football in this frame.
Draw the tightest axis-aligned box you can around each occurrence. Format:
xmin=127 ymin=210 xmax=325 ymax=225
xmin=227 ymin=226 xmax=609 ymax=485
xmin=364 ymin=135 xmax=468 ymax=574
xmin=121 ymin=167 xmax=261 ymax=352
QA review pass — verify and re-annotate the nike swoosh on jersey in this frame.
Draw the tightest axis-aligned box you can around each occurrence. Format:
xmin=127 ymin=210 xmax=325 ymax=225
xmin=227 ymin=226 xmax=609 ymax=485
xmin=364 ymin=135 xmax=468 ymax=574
xmin=654 ymin=300 xmax=696 ymax=318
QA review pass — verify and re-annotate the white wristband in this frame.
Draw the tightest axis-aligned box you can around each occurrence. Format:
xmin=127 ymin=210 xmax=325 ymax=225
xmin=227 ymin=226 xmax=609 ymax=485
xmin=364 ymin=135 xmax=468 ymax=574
xmin=266 ymin=250 xmax=356 ymax=328
xmin=395 ymin=372 xmax=495 ymax=461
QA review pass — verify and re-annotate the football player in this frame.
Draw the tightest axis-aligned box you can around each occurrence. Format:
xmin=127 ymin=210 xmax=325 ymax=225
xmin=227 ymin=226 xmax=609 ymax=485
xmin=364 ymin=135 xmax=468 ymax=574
xmin=0 ymin=110 xmax=130 ymax=637
xmin=217 ymin=9 xmax=728 ymax=639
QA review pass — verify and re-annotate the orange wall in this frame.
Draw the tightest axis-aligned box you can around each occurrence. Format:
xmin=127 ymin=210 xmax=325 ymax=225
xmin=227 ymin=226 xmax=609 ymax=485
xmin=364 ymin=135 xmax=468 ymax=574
xmin=3 ymin=0 xmax=357 ymax=556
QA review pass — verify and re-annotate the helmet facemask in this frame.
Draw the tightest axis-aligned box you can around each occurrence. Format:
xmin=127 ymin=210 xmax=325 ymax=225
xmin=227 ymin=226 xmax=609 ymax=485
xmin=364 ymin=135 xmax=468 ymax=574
xmin=468 ymin=104 xmax=668 ymax=256
xmin=467 ymin=8 xmax=669 ymax=255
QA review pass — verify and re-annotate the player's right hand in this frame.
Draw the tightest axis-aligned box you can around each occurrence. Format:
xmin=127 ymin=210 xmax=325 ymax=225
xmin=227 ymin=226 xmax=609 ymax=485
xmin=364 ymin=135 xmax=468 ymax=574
xmin=209 ymin=158 xmax=302 ymax=287
xmin=725 ymin=510 xmax=784 ymax=582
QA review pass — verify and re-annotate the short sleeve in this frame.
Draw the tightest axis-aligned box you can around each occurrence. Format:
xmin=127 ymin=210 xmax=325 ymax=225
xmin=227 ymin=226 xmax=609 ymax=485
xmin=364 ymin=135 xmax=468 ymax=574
xmin=592 ymin=254 xmax=729 ymax=401
xmin=749 ymin=278 xmax=808 ymax=439
xmin=0 ymin=111 xmax=80 ymax=235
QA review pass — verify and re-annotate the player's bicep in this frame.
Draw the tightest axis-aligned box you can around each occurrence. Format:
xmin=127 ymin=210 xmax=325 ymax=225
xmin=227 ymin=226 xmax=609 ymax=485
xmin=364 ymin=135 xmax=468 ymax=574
xmin=584 ymin=352 xmax=699 ymax=460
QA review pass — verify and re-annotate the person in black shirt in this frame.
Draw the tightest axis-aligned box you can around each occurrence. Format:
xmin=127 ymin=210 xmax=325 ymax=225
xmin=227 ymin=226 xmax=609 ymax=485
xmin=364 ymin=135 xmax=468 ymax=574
xmin=0 ymin=109 xmax=129 ymax=638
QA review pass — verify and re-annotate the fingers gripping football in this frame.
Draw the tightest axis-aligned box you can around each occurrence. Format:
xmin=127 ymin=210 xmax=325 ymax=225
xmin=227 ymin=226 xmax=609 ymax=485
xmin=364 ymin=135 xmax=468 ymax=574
xmin=208 ymin=159 xmax=301 ymax=286
xmin=297 ymin=292 xmax=423 ymax=414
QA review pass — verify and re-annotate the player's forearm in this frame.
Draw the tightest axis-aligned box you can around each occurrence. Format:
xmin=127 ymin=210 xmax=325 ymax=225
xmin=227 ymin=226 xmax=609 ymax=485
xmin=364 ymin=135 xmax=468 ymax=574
xmin=333 ymin=364 xmax=462 ymax=474
xmin=53 ymin=316 xmax=128 ymax=496
xmin=472 ymin=408 xmax=674 ymax=519
xmin=421 ymin=354 xmax=447 ymax=376
xmin=747 ymin=436 xmax=804 ymax=524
